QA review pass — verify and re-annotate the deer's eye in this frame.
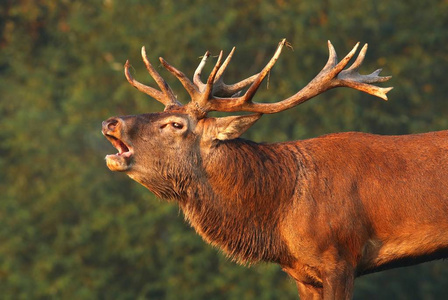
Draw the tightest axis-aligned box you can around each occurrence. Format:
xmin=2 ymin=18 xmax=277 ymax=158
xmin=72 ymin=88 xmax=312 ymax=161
xmin=171 ymin=122 xmax=183 ymax=129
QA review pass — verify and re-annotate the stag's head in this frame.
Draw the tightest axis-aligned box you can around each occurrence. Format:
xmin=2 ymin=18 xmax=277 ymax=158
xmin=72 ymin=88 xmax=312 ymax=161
xmin=102 ymin=39 xmax=392 ymax=197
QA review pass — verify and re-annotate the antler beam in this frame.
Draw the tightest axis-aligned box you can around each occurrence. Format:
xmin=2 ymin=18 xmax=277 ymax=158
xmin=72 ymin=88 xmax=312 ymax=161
xmin=205 ymin=40 xmax=392 ymax=114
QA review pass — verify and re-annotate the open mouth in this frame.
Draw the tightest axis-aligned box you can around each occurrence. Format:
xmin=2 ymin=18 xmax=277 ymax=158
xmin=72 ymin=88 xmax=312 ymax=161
xmin=106 ymin=135 xmax=132 ymax=157
xmin=104 ymin=134 xmax=133 ymax=171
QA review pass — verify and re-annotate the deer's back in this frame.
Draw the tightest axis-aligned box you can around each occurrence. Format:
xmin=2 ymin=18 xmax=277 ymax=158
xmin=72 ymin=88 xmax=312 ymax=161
xmin=297 ymin=129 xmax=448 ymax=211
xmin=283 ymin=130 xmax=448 ymax=275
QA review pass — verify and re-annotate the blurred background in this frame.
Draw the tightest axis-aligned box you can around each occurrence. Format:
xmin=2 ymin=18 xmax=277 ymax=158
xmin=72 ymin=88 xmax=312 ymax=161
xmin=1 ymin=0 xmax=447 ymax=299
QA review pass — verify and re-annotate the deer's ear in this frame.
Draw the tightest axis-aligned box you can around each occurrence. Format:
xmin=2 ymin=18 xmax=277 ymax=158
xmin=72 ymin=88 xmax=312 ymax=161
xmin=213 ymin=114 xmax=262 ymax=141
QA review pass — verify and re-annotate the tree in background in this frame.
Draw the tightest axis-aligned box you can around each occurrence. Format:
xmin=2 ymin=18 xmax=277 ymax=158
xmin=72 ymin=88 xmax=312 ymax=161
xmin=1 ymin=0 xmax=447 ymax=299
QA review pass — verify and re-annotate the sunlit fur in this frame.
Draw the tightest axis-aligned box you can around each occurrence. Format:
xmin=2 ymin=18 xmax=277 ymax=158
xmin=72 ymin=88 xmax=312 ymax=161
xmin=179 ymin=139 xmax=303 ymax=264
xmin=103 ymin=112 xmax=448 ymax=299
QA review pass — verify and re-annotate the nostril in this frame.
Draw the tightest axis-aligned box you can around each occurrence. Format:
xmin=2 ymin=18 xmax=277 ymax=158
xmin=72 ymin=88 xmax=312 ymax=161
xmin=107 ymin=119 xmax=118 ymax=131
xmin=102 ymin=118 xmax=121 ymax=133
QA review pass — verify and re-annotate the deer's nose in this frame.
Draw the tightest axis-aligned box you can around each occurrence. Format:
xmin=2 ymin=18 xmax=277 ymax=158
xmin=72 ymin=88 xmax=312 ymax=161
xmin=102 ymin=117 xmax=122 ymax=135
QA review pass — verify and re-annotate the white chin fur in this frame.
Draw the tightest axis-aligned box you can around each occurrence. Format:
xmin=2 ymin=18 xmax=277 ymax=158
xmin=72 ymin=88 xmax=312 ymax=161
xmin=105 ymin=154 xmax=131 ymax=172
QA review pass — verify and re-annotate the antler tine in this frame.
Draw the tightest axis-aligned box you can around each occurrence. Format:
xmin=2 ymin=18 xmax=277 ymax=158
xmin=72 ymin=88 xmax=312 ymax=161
xmin=240 ymin=38 xmax=287 ymax=103
xmin=323 ymin=40 xmax=339 ymax=72
xmin=214 ymin=47 xmax=235 ymax=82
xmin=218 ymin=73 xmax=260 ymax=97
xmin=124 ymin=60 xmax=164 ymax=103
xmin=193 ymin=51 xmax=211 ymax=92
xmin=193 ymin=51 xmax=224 ymax=110
xmin=200 ymin=50 xmax=223 ymax=103
xmin=204 ymin=40 xmax=392 ymax=114
xmin=213 ymin=46 xmax=262 ymax=97
xmin=141 ymin=47 xmax=181 ymax=106
xmin=345 ymin=42 xmax=367 ymax=72
xmin=159 ymin=57 xmax=199 ymax=102
xmin=336 ymin=43 xmax=393 ymax=100
xmin=193 ymin=47 xmax=260 ymax=98
xmin=124 ymin=47 xmax=181 ymax=108
xmin=318 ymin=41 xmax=360 ymax=79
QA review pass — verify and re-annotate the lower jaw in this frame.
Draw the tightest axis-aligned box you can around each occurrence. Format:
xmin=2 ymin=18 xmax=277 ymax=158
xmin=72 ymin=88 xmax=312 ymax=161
xmin=105 ymin=154 xmax=132 ymax=172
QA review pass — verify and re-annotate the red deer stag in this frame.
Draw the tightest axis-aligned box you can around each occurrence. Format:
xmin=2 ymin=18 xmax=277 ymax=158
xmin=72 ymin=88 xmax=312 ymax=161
xmin=102 ymin=39 xmax=448 ymax=299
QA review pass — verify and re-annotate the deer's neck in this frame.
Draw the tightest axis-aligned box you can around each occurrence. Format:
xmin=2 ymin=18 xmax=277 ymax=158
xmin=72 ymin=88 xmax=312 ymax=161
xmin=179 ymin=139 xmax=303 ymax=264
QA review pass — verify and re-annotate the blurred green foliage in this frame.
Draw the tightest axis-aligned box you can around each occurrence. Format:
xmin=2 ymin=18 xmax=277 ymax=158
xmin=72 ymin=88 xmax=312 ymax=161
xmin=1 ymin=0 xmax=447 ymax=299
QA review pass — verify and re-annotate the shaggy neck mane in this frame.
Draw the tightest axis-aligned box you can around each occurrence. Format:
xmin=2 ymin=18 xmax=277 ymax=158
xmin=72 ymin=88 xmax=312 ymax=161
xmin=179 ymin=139 xmax=303 ymax=265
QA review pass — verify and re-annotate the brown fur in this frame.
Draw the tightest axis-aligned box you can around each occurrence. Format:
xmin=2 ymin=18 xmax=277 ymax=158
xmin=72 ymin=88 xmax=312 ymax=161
xmin=181 ymin=139 xmax=300 ymax=264
xmin=280 ymin=131 xmax=448 ymax=298
xmin=103 ymin=112 xmax=448 ymax=299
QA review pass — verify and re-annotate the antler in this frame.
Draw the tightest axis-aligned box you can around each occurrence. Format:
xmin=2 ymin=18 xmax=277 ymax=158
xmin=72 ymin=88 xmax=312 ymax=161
xmin=124 ymin=47 xmax=181 ymax=109
xmin=158 ymin=50 xmax=259 ymax=117
xmin=124 ymin=46 xmax=258 ymax=117
xmin=193 ymin=48 xmax=259 ymax=98
xmin=204 ymin=39 xmax=392 ymax=114
xmin=124 ymin=40 xmax=392 ymax=117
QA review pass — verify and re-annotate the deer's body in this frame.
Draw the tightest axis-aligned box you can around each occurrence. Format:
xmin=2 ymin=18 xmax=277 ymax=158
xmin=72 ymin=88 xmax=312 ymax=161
xmin=102 ymin=40 xmax=446 ymax=299
xmin=173 ymin=129 xmax=448 ymax=297
xmin=280 ymin=130 xmax=448 ymax=297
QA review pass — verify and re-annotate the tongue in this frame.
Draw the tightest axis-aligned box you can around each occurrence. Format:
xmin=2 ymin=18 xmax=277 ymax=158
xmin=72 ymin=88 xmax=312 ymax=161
xmin=117 ymin=151 xmax=132 ymax=158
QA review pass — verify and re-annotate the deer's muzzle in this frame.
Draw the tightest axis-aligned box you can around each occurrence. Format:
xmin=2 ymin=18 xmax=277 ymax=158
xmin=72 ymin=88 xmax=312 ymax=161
xmin=102 ymin=118 xmax=134 ymax=172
